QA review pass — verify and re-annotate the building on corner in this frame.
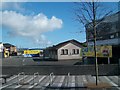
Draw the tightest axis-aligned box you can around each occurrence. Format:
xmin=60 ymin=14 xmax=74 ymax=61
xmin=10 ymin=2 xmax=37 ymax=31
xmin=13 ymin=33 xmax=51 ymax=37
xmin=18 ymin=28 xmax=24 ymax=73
xmin=3 ymin=43 xmax=17 ymax=57
xmin=85 ymin=11 xmax=120 ymax=64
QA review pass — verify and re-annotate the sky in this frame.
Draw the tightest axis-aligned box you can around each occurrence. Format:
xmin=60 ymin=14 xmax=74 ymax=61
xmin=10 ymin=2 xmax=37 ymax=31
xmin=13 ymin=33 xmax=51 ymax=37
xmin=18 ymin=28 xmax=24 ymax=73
xmin=0 ymin=2 xmax=119 ymax=48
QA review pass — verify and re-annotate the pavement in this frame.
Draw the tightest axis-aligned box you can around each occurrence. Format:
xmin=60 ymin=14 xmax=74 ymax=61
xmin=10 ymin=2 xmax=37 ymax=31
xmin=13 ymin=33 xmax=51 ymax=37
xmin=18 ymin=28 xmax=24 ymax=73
xmin=0 ymin=74 xmax=119 ymax=90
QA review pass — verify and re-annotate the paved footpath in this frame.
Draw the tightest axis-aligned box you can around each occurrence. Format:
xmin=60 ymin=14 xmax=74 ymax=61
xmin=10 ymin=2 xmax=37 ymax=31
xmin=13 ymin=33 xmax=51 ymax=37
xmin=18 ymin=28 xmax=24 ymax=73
xmin=0 ymin=74 xmax=119 ymax=90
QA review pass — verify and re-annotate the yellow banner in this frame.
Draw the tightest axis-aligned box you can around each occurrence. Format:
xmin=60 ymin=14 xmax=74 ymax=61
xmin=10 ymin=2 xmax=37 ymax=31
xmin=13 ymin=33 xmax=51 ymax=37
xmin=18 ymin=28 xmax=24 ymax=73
xmin=81 ymin=46 xmax=112 ymax=57
xmin=24 ymin=50 xmax=40 ymax=54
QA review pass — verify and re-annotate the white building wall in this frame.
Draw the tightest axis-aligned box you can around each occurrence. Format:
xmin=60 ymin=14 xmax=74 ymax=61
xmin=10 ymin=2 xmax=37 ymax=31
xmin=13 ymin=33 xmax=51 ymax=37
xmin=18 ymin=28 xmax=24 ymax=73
xmin=0 ymin=43 xmax=3 ymax=52
xmin=57 ymin=43 xmax=82 ymax=60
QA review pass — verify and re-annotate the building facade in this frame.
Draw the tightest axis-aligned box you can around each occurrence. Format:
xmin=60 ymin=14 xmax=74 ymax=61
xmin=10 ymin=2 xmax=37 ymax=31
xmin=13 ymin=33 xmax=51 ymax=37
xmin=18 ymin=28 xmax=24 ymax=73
xmin=3 ymin=43 xmax=17 ymax=57
xmin=0 ymin=42 xmax=3 ymax=52
xmin=85 ymin=11 xmax=120 ymax=64
xmin=44 ymin=39 xmax=83 ymax=60
xmin=86 ymin=11 xmax=120 ymax=46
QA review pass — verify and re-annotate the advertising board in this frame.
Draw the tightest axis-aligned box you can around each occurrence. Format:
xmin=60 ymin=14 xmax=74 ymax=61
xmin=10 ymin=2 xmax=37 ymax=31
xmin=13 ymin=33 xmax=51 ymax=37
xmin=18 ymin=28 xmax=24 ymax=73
xmin=81 ymin=46 xmax=112 ymax=57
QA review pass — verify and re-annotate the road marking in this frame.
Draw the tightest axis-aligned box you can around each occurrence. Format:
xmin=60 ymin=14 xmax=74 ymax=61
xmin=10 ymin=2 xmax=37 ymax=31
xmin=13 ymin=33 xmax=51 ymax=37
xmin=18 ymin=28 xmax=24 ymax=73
xmin=0 ymin=75 xmax=28 ymax=89
xmin=82 ymin=75 xmax=87 ymax=84
xmin=28 ymin=83 xmax=37 ymax=89
xmin=7 ymin=75 xmax=18 ymax=82
xmin=15 ymin=76 xmax=36 ymax=88
xmin=28 ymin=76 xmax=46 ymax=89
xmin=104 ymin=76 xmax=120 ymax=90
xmin=114 ymin=76 xmax=119 ymax=79
xmin=77 ymin=75 xmax=84 ymax=87
xmin=45 ymin=76 xmax=55 ymax=87
xmin=1 ymin=75 xmax=120 ymax=89
xmin=57 ymin=76 xmax=65 ymax=87
xmin=69 ymin=76 xmax=75 ymax=87
xmin=93 ymin=76 xmax=100 ymax=83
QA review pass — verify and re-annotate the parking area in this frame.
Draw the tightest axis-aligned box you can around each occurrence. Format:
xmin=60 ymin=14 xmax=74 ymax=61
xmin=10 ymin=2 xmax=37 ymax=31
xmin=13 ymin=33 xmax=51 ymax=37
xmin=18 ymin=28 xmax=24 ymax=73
xmin=0 ymin=73 xmax=119 ymax=90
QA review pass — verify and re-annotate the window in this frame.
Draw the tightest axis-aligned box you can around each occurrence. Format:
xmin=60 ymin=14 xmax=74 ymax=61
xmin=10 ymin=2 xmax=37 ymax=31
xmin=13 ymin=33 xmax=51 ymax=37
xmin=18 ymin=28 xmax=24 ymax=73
xmin=72 ymin=49 xmax=79 ymax=55
xmin=65 ymin=49 xmax=68 ymax=55
xmin=61 ymin=49 xmax=64 ymax=55
xmin=77 ymin=49 xmax=79 ymax=54
xmin=61 ymin=49 xmax=68 ymax=55
xmin=55 ymin=50 xmax=57 ymax=55
xmin=72 ymin=49 xmax=76 ymax=54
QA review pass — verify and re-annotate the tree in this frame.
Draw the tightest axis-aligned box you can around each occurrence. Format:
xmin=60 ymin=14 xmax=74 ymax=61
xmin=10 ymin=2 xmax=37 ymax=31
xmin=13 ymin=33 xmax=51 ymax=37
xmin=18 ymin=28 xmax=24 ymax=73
xmin=74 ymin=0 xmax=113 ymax=85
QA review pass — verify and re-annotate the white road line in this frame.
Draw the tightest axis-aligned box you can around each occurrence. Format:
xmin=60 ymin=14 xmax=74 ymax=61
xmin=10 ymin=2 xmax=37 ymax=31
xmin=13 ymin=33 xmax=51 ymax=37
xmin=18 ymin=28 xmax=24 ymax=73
xmin=57 ymin=76 xmax=65 ymax=87
xmin=45 ymin=76 xmax=55 ymax=87
xmin=104 ymin=76 xmax=118 ymax=87
xmin=114 ymin=76 xmax=119 ymax=79
xmin=14 ymin=85 xmax=22 ymax=88
xmin=82 ymin=75 xmax=87 ymax=84
xmin=28 ymin=83 xmax=38 ymax=89
xmin=0 ymin=75 xmax=28 ymax=89
xmin=15 ymin=76 xmax=36 ymax=88
xmin=93 ymin=76 xmax=100 ymax=83
xmin=104 ymin=76 xmax=120 ymax=90
xmin=7 ymin=75 xmax=18 ymax=82
xmin=77 ymin=76 xmax=84 ymax=87
xmin=69 ymin=76 xmax=75 ymax=87
xmin=28 ymin=76 xmax=46 ymax=89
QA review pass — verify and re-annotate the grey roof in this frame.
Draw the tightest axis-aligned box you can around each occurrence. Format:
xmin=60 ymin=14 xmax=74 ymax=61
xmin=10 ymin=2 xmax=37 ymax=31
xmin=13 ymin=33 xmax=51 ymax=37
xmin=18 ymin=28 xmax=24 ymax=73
xmin=47 ymin=39 xmax=83 ymax=50
xmin=3 ymin=43 xmax=15 ymax=48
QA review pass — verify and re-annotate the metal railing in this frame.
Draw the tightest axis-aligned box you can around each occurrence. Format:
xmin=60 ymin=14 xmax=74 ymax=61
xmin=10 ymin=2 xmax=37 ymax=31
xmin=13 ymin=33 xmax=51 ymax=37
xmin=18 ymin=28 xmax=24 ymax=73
xmin=32 ymin=72 xmax=39 ymax=85
xmin=67 ymin=72 xmax=70 ymax=87
xmin=17 ymin=72 xmax=26 ymax=85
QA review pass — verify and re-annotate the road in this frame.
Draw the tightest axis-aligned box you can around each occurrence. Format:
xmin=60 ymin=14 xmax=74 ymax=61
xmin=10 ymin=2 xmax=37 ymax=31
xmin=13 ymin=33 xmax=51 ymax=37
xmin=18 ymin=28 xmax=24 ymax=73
xmin=0 ymin=56 xmax=120 ymax=90
xmin=1 ymin=56 xmax=80 ymax=66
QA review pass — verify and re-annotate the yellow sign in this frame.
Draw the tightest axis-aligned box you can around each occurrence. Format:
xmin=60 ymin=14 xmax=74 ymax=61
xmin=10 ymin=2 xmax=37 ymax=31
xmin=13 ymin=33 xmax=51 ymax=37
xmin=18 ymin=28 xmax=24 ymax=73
xmin=24 ymin=50 xmax=40 ymax=54
xmin=4 ymin=50 xmax=9 ymax=58
xmin=81 ymin=46 xmax=112 ymax=57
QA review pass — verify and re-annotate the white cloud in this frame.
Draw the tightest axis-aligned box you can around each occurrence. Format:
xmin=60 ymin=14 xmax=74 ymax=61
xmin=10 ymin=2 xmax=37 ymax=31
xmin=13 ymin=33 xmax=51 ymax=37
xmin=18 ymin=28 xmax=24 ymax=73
xmin=35 ymin=35 xmax=52 ymax=46
xmin=1 ymin=10 xmax=63 ymax=46
xmin=0 ymin=2 xmax=25 ymax=11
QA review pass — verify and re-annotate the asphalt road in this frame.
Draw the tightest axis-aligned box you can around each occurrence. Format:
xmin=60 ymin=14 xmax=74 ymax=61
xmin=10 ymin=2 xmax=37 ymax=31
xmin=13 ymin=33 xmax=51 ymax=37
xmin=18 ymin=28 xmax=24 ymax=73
xmin=1 ymin=56 xmax=80 ymax=66
xmin=0 ymin=56 xmax=119 ymax=75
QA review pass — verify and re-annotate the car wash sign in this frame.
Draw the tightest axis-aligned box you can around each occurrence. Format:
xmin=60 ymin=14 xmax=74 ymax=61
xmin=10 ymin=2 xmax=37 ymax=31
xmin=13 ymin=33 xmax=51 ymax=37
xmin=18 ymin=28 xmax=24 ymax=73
xmin=81 ymin=45 xmax=112 ymax=57
xmin=23 ymin=50 xmax=40 ymax=57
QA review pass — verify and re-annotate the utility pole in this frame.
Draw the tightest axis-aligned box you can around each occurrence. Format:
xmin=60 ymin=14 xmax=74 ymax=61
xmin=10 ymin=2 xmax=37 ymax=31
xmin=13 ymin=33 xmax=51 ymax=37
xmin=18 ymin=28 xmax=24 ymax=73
xmin=92 ymin=1 xmax=99 ymax=85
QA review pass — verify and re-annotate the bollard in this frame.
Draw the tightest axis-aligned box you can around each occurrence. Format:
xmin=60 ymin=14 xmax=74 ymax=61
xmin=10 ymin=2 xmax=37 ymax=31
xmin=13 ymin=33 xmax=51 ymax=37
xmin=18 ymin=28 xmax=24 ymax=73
xmin=17 ymin=72 xmax=25 ymax=85
xmin=49 ymin=72 xmax=54 ymax=86
xmin=32 ymin=72 xmax=39 ymax=85
xmin=67 ymin=73 xmax=70 ymax=87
